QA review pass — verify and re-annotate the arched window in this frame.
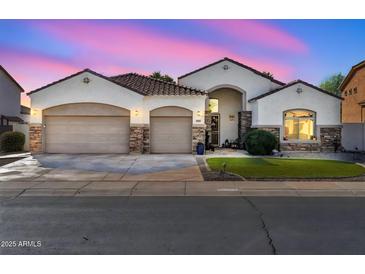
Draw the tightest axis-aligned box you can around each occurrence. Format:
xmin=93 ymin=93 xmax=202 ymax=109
xmin=283 ymin=110 xmax=316 ymax=141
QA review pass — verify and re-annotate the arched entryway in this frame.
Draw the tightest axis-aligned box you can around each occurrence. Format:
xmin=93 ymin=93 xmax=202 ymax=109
xmin=150 ymin=106 xmax=193 ymax=153
xmin=207 ymin=87 xmax=244 ymax=146
xmin=43 ymin=103 xmax=130 ymax=153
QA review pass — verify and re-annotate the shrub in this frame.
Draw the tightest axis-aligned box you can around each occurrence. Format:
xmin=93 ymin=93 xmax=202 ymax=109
xmin=244 ymin=129 xmax=277 ymax=155
xmin=0 ymin=131 xmax=25 ymax=152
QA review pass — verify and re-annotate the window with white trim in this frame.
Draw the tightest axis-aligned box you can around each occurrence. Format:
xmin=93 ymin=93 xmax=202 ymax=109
xmin=283 ymin=110 xmax=316 ymax=141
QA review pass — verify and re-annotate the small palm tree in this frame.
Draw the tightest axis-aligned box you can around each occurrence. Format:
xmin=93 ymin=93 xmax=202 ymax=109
xmin=262 ymin=71 xmax=274 ymax=79
xmin=150 ymin=71 xmax=175 ymax=83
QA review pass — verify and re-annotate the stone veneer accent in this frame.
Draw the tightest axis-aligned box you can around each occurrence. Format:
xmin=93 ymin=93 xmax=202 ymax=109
xmin=238 ymin=111 xmax=252 ymax=138
xmin=29 ymin=124 xmax=42 ymax=153
xmin=143 ymin=126 xmax=150 ymax=153
xmin=259 ymin=127 xmax=280 ymax=140
xmin=129 ymin=126 xmax=144 ymax=153
xmin=205 ymin=111 xmax=212 ymax=131
xmin=192 ymin=126 xmax=206 ymax=152
xmin=280 ymin=142 xmax=320 ymax=152
xmin=319 ymin=127 xmax=342 ymax=152
xmin=275 ymin=127 xmax=342 ymax=152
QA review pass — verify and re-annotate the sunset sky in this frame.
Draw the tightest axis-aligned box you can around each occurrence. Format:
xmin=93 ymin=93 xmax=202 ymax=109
xmin=1 ymin=19 xmax=364 ymax=106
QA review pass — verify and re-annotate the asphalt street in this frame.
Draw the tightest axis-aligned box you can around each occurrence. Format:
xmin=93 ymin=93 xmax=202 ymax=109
xmin=1 ymin=196 xmax=365 ymax=254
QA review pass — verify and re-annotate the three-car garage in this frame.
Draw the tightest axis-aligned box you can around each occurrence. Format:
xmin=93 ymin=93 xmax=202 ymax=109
xmin=28 ymin=69 xmax=206 ymax=154
xmin=42 ymin=103 xmax=194 ymax=154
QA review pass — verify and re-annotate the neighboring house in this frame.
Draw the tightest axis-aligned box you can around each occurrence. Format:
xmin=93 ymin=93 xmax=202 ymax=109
xmin=28 ymin=57 xmax=342 ymax=154
xmin=0 ymin=65 xmax=30 ymax=151
xmin=20 ymin=105 xmax=31 ymax=124
xmin=340 ymin=60 xmax=365 ymax=151
xmin=0 ymin=65 xmax=26 ymax=129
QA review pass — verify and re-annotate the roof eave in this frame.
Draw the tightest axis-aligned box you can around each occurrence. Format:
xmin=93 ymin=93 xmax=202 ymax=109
xmin=340 ymin=60 xmax=365 ymax=90
xmin=248 ymin=80 xmax=343 ymax=102
xmin=0 ymin=65 xmax=24 ymax=92
xmin=27 ymin=69 xmax=146 ymax=96
xmin=177 ymin=57 xmax=286 ymax=86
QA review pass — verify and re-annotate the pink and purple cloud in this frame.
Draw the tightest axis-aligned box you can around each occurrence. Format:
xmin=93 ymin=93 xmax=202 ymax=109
xmin=0 ymin=19 xmax=315 ymax=106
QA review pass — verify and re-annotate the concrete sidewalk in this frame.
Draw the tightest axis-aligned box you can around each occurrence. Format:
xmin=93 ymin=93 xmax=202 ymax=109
xmin=1 ymin=180 xmax=365 ymax=197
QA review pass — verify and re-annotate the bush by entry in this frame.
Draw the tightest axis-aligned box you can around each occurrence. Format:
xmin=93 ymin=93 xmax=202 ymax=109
xmin=206 ymin=157 xmax=365 ymax=179
xmin=244 ymin=130 xmax=277 ymax=155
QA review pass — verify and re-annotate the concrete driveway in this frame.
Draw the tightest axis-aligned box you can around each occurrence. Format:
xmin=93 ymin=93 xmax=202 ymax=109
xmin=0 ymin=154 xmax=203 ymax=182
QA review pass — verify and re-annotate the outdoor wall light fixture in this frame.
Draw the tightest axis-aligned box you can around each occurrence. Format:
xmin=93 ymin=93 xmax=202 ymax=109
xmin=197 ymin=110 xmax=202 ymax=116
xmin=223 ymin=64 xmax=229 ymax=70
xmin=134 ymin=110 xmax=139 ymax=117
xmin=31 ymin=109 xmax=39 ymax=116
xmin=83 ymin=77 xmax=91 ymax=84
xmin=296 ymin=86 xmax=303 ymax=94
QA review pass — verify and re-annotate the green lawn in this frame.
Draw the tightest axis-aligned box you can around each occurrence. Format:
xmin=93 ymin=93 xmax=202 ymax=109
xmin=206 ymin=157 xmax=365 ymax=179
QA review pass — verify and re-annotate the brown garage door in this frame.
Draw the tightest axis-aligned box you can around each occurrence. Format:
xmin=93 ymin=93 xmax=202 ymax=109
xmin=43 ymin=103 xmax=130 ymax=154
xmin=45 ymin=116 xmax=130 ymax=153
xmin=150 ymin=107 xmax=192 ymax=154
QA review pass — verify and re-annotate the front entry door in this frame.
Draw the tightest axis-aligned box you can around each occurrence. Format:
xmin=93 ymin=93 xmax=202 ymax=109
xmin=211 ymin=114 xmax=220 ymax=146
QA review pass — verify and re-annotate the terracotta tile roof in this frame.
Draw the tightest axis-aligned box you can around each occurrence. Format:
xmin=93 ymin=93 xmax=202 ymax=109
xmin=110 ymin=73 xmax=206 ymax=96
xmin=248 ymin=79 xmax=343 ymax=102
xmin=28 ymin=69 xmax=206 ymax=96
xmin=27 ymin=69 xmax=135 ymax=95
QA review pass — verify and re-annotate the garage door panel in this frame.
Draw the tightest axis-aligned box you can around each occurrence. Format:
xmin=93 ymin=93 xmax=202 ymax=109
xmin=150 ymin=117 xmax=192 ymax=154
xmin=44 ymin=143 xmax=127 ymax=154
xmin=45 ymin=116 xmax=129 ymax=153
xmin=46 ymin=133 xmax=127 ymax=143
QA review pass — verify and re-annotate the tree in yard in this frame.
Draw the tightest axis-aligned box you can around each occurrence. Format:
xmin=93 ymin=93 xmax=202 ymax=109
xmin=149 ymin=71 xmax=175 ymax=83
xmin=319 ymin=73 xmax=345 ymax=96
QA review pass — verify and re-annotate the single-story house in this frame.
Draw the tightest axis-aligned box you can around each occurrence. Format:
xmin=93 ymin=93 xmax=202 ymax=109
xmin=28 ymin=57 xmax=342 ymax=154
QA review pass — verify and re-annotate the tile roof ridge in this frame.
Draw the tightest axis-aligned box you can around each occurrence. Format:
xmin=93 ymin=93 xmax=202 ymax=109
xmin=113 ymin=72 xmax=206 ymax=93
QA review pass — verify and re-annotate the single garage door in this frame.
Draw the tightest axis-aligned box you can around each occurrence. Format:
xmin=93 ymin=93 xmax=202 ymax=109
xmin=44 ymin=103 xmax=130 ymax=153
xmin=150 ymin=107 xmax=192 ymax=154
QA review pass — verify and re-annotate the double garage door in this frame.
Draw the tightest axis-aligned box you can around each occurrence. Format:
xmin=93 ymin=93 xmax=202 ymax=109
xmin=44 ymin=103 xmax=130 ymax=153
xmin=44 ymin=104 xmax=192 ymax=154
xmin=45 ymin=116 xmax=130 ymax=153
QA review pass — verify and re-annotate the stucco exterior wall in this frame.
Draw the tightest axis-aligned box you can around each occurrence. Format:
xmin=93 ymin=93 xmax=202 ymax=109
xmin=12 ymin=123 xmax=29 ymax=151
xmin=209 ymin=88 xmax=242 ymax=143
xmin=252 ymin=83 xmax=341 ymax=127
xmin=178 ymin=60 xmax=282 ymax=111
xmin=341 ymin=67 xmax=365 ymax=123
xmin=342 ymin=123 xmax=365 ymax=151
xmin=30 ymin=72 xmax=143 ymax=124
xmin=29 ymin=71 xmax=206 ymax=126
xmin=0 ymin=69 xmax=21 ymax=117
xmin=143 ymin=96 xmax=206 ymax=126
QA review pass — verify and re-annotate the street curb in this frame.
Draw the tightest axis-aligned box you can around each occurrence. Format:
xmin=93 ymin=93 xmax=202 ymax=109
xmin=1 ymin=187 xmax=365 ymax=197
